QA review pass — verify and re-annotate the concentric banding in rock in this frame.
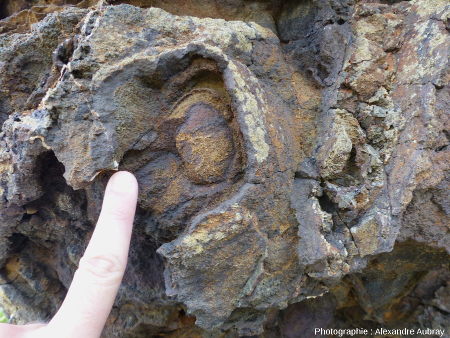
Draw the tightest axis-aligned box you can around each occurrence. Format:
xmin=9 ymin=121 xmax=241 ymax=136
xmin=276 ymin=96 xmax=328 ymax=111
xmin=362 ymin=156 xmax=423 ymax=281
xmin=176 ymin=101 xmax=235 ymax=184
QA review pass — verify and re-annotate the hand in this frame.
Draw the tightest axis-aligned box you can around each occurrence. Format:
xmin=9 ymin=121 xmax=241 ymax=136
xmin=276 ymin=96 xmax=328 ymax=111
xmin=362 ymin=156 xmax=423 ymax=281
xmin=0 ymin=171 xmax=138 ymax=338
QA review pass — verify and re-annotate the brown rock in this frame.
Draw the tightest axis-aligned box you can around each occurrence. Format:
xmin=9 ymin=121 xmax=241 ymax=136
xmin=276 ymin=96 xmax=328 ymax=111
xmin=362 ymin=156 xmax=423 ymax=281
xmin=0 ymin=0 xmax=448 ymax=336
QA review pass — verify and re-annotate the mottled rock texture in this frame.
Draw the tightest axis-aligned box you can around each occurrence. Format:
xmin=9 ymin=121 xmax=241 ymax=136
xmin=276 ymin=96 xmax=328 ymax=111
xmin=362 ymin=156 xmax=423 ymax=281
xmin=0 ymin=0 xmax=448 ymax=336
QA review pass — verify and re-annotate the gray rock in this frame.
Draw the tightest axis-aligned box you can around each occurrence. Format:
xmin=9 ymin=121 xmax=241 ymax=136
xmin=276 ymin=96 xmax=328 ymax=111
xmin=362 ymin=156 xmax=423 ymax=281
xmin=0 ymin=0 xmax=448 ymax=336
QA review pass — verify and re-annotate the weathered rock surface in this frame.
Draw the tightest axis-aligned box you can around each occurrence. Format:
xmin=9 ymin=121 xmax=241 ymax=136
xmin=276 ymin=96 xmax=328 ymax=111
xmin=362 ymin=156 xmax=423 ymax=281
xmin=0 ymin=0 xmax=448 ymax=336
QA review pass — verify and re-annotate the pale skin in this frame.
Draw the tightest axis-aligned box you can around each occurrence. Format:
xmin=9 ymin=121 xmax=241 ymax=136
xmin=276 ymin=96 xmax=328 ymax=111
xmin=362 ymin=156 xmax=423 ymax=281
xmin=0 ymin=171 xmax=139 ymax=338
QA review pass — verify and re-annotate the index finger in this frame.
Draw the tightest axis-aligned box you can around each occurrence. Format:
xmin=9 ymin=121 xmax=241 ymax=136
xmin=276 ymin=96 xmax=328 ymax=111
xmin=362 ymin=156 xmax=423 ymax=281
xmin=43 ymin=171 xmax=138 ymax=338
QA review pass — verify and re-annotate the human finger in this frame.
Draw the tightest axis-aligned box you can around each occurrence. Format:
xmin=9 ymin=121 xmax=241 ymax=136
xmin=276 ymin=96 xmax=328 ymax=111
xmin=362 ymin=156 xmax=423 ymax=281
xmin=43 ymin=171 xmax=138 ymax=338
xmin=0 ymin=323 xmax=45 ymax=337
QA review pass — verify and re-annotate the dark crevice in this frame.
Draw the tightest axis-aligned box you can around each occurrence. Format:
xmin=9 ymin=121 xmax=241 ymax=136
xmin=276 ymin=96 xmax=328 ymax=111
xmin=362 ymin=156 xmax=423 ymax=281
xmin=8 ymin=233 xmax=29 ymax=254
xmin=31 ymin=150 xmax=88 ymax=229
xmin=20 ymin=213 xmax=32 ymax=222
xmin=379 ymin=0 xmax=411 ymax=4
xmin=37 ymin=151 xmax=66 ymax=192
xmin=317 ymin=191 xmax=337 ymax=214
xmin=443 ymin=130 xmax=450 ymax=142
xmin=53 ymin=38 xmax=75 ymax=68
xmin=0 ymin=0 xmax=42 ymax=20
xmin=435 ymin=144 xmax=448 ymax=152
xmin=0 ymin=1 xmax=10 ymax=20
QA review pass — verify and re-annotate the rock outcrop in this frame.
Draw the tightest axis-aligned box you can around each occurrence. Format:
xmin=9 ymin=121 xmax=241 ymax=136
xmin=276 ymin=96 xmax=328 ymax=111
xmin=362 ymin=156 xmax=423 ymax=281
xmin=0 ymin=0 xmax=448 ymax=336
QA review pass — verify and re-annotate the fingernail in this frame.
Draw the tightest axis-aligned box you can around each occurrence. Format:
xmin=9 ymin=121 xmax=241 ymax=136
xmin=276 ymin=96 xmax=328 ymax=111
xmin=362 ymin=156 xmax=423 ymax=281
xmin=108 ymin=171 xmax=137 ymax=194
